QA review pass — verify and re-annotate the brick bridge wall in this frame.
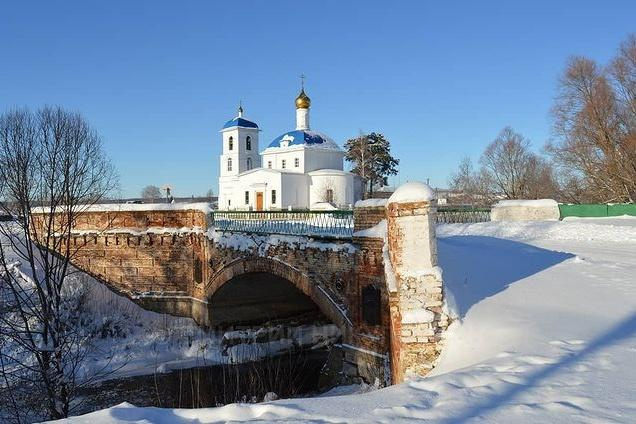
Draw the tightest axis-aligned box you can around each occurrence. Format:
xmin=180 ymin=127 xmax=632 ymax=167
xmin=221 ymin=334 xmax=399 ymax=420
xmin=33 ymin=190 xmax=448 ymax=385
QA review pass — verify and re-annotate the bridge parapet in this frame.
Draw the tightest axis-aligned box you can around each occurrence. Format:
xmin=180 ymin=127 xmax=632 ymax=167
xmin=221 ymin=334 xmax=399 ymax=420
xmin=210 ymin=210 xmax=354 ymax=239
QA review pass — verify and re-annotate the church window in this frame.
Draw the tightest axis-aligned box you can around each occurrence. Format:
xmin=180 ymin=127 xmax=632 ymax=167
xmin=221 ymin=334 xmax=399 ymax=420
xmin=245 ymin=191 xmax=249 ymax=205
xmin=247 ymin=157 xmax=252 ymax=170
xmin=294 ymin=157 xmax=299 ymax=168
xmin=246 ymin=136 xmax=251 ymax=151
xmin=228 ymin=136 xmax=234 ymax=151
xmin=281 ymin=159 xmax=286 ymax=169
xmin=267 ymin=161 xmax=272 ymax=169
xmin=326 ymin=189 xmax=334 ymax=203
xmin=271 ymin=190 xmax=277 ymax=204
xmin=227 ymin=158 xmax=232 ymax=171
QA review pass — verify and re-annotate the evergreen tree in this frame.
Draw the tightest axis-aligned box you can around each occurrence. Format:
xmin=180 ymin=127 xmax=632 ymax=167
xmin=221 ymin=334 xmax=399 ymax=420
xmin=345 ymin=132 xmax=399 ymax=197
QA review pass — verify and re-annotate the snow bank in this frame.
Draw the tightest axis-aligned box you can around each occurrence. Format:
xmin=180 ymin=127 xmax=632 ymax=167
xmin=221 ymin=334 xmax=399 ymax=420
xmin=438 ymin=218 xmax=636 ymax=243
xmin=31 ymin=202 xmax=212 ymax=214
xmin=494 ymin=199 xmax=558 ymax=207
xmin=310 ymin=202 xmax=338 ymax=211
xmin=387 ymin=181 xmax=435 ymax=203
xmin=207 ymin=229 xmax=357 ymax=254
xmin=354 ymin=198 xmax=387 ymax=208
xmin=352 ymin=219 xmax=386 ymax=238
xmin=562 ymin=214 xmax=636 ymax=223
xmin=221 ymin=324 xmax=341 ymax=362
xmin=491 ymin=198 xmax=560 ymax=221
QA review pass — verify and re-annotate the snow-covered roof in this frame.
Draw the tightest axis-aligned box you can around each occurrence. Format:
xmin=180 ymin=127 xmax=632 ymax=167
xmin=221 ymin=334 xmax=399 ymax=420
xmin=264 ymin=130 xmax=342 ymax=152
xmin=221 ymin=117 xmax=259 ymax=130
xmin=307 ymin=169 xmax=352 ymax=176
xmin=310 ymin=202 xmax=338 ymax=211
xmin=237 ymin=167 xmax=282 ymax=177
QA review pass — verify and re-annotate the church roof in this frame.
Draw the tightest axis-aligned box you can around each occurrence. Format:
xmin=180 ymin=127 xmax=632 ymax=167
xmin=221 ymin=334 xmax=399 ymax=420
xmin=266 ymin=130 xmax=342 ymax=151
xmin=221 ymin=117 xmax=259 ymax=130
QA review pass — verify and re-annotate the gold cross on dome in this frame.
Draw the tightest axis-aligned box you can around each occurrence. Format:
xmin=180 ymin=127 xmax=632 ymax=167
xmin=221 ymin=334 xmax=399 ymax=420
xmin=300 ymin=74 xmax=306 ymax=89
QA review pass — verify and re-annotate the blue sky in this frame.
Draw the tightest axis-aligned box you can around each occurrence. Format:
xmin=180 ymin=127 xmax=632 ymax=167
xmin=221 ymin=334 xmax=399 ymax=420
xmin=1 ymin=1 xmax=635 ymax=198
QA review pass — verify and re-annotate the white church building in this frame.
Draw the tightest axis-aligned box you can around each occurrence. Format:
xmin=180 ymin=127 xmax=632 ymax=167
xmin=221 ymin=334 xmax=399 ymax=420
xmin=217 ymin=88 xmax=360 ymax=211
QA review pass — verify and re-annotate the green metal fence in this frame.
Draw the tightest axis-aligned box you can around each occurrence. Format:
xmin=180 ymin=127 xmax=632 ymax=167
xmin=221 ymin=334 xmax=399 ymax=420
xmin=558 ymin=203 xmax=636 ymax=219
xmin=210 ymin=210 xmax=354 ymax=238
xmin=436 ymin=207 xmax=491 ymax=224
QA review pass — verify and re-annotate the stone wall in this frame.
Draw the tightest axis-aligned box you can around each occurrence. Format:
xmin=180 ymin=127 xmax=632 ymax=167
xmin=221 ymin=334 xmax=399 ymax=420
xmin=349 ymin=235 xmax=391 ymax=384
xmin=490 ymin=199 xmax=560 ymax=221
xmin=69 ymin=232 xmax=205 ymax=295
xmin=31 ymin=207 xmax=211 ymax=322
xmin=353 ymin=199 xmax=386 ymax=232
xmin=32 ymin=208 xmax=207 ymax=234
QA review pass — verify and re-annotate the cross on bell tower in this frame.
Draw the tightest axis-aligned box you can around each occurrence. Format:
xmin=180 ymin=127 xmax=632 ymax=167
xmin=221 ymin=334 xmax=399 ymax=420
xmin=295 ymin=74 xmax=311 ymax=130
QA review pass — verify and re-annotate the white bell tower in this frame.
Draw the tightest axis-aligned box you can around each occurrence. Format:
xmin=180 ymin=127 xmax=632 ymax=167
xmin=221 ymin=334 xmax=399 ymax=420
xmin=218 ymin=105 xmax=260 ymax=209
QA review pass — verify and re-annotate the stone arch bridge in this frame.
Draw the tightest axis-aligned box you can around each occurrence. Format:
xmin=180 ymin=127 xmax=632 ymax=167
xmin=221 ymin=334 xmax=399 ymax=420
xmin=35 ymin=186 xmax=449 ymax=384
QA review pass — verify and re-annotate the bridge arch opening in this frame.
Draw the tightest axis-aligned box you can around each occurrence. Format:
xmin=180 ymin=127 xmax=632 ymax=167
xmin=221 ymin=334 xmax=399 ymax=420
xmin=204 ymin=258 xmax=351 ymax=335
xmin=205 ymin=260 xmax=348 ymax=395
xmin=208 ymin=271 xmax=326 ymax=327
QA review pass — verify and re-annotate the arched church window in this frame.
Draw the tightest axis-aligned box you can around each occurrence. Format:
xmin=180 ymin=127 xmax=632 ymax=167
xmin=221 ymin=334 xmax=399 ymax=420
xmin=246 ymin=136 xmax=252 ymax=151
xmin=228 ymin=136 xmax=234 ymax=151
xmin=247 ymin=157 xmax=252 ymax=170
xmin=227 ymin=158 xmax=232 ymax=171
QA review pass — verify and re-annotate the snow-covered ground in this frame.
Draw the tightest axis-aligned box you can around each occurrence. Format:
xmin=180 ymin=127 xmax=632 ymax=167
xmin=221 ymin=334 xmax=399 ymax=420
xmin=52 ymin=217 xmax=636 ymax=423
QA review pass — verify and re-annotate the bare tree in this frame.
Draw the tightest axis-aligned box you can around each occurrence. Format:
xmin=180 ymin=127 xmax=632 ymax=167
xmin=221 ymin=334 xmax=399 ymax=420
xmin=480 ymin=127 xmax=541 ymax=199
xmin=141 ymin=185 xmax=161 ymax=202
xmin=0 ymin=106 xmax=118 ymax=422
xmin=448 ymin=157 xmax=492 ymax=205
xmin=547 ymin=34 xmax=636 ymax=203
xmin=450 ymin=128 xmax=560 ymax=204
xmin=316 ymin=177 xmax=337 ymax=204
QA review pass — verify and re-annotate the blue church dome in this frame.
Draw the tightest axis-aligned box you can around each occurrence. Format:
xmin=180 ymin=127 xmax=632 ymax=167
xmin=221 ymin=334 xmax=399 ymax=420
xmin=267 ymin=130 xmax=340 ymax=150
xmin=222 ymin=117 xmax=259 ymax=130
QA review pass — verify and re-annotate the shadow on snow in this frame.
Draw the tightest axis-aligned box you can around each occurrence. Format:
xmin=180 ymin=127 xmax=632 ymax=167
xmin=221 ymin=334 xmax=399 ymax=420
xmin=438 ymin=235 xmax=574 ymax=319
xmin=435 ymin=311 xmax=636 ymax=423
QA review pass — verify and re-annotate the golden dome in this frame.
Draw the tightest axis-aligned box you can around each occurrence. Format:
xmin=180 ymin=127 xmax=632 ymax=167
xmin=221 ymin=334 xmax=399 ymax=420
xmin=295 ymin=89 xmax=311 ymax=109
